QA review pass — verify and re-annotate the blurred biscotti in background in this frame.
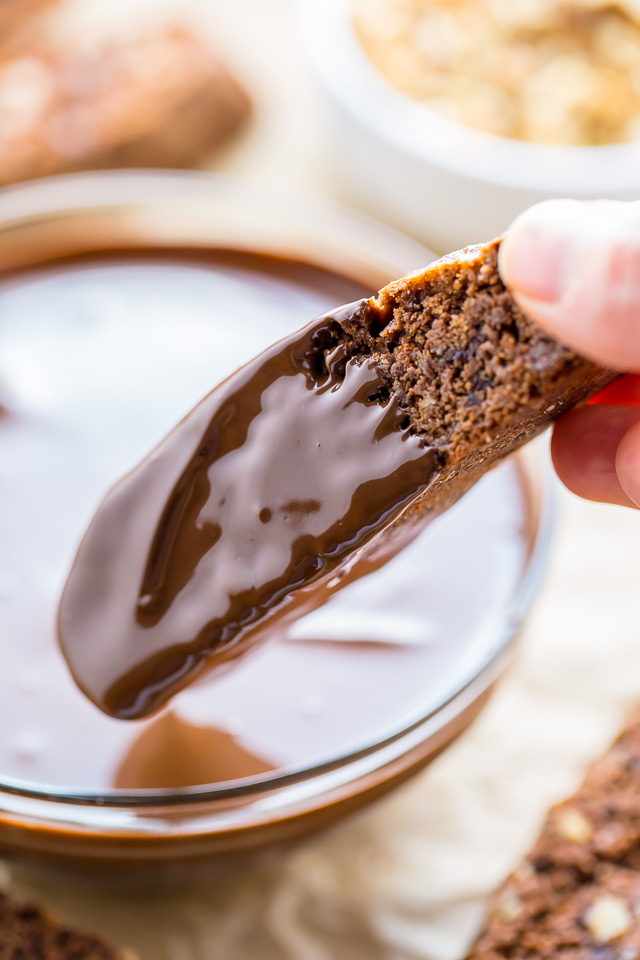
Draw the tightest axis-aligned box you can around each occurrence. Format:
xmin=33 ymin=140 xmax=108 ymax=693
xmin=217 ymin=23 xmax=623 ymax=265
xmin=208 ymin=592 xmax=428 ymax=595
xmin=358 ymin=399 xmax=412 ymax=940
xmin=469 ymin=710 xmax=640 ymax=960
xmin=0 ymin=14 xmax=251 ymax=185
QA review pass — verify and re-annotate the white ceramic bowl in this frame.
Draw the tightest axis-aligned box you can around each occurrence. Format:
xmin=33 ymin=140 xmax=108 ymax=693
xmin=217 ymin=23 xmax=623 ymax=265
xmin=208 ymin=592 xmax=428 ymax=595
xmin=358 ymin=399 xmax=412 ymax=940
xmin=299 ymin=0 xmax=640 ymax=253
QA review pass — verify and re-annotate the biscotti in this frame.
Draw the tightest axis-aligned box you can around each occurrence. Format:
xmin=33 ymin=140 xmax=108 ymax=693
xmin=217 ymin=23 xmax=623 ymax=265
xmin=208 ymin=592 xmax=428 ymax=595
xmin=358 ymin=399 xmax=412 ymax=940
xmin=470 ymin=712 xmax=640 ymax=960
xmin=0 ymin=27 xmax=250 ymax=186
xmin=337 ymin=238 xmax=616 ymax=518
xmin=0 ymin=889 xmax=132 ymax=959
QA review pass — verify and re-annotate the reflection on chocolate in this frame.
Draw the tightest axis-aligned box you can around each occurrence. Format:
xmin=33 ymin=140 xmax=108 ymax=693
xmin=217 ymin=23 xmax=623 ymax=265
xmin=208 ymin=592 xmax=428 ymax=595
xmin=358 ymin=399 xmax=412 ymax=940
xmin=0 ymin=251 xmax=527 ymax=794
xmin=115 ymin=713 xmax=274 ymax=789
xmin=58 ymin=313 xmax=436 ymax=720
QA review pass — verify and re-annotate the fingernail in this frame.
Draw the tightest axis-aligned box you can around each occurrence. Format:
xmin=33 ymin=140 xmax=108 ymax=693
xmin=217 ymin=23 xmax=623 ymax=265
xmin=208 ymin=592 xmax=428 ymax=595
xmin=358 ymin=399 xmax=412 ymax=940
xmin=499 ymin=211 xmax=574 ymax=303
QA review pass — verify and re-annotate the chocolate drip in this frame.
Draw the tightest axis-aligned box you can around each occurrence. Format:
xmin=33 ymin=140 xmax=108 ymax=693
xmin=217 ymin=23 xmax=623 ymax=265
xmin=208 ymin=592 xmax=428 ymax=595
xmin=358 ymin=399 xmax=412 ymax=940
xmin=58 ymin=309 xmax=436 ymax=720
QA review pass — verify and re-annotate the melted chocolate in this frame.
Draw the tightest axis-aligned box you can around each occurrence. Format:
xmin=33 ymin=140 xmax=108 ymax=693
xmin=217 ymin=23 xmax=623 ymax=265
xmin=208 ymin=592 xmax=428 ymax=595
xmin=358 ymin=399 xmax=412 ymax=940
xmin=58 ymin=312 xmax=436 ymax=719
xmin=114 ymin=712 xmax=275 ymax=789
xmin=0 ymin=252 xmax=528 ymax=793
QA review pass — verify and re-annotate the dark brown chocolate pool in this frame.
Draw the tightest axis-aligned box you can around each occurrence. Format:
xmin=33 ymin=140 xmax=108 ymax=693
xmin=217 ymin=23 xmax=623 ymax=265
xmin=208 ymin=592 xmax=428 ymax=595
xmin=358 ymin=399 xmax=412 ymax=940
xmin=0 ymin=251 xmax=527 ymax=791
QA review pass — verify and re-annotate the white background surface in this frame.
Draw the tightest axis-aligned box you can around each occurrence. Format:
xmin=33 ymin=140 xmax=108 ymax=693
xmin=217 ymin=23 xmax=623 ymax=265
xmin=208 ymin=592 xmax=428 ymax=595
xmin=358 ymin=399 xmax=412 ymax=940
xmin=6 ymin=2 xmax=640 ymax=958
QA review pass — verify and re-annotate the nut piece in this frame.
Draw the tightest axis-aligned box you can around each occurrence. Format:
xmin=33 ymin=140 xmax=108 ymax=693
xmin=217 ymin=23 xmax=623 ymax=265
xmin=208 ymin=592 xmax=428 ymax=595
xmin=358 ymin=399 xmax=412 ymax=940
xmin=494 ymin=892 xmax=523 ymax=922
xmin=585 ymin=895 xmax=634 ymax=942
xmin=557 ymin=807 xmax=594 ymax=843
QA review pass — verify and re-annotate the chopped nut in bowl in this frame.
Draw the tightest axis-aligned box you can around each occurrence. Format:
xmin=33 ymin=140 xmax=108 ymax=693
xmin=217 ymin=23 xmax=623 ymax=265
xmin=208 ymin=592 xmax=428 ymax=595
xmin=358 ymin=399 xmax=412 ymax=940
xmin=353 ymin=0 xmax=640 ymax=147
xmin=299 ymin=0 xmax=640 ymax=252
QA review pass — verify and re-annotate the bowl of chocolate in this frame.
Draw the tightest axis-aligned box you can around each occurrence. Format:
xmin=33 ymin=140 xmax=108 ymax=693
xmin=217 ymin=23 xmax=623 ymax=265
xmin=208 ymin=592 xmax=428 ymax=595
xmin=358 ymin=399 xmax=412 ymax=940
xmin=0 ymin=170 xmax=551 ymax=870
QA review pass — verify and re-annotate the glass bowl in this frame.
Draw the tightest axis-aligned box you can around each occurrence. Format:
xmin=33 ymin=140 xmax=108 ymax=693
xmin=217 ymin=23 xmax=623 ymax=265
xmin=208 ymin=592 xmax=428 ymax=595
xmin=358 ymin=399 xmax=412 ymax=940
xmin=0 ymin=171 xmax=554 ymax=870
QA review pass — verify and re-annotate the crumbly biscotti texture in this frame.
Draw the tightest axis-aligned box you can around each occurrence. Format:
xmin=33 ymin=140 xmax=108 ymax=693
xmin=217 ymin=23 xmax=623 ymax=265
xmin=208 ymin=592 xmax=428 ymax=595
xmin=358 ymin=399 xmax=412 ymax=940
xmin=337 ymin=239 xmax=616 ymax=518
xmin=469 ymin=713 xmax=640 ymax=960
xmin=0 ymin=27 xmax=250 ymax=186
xmin=0 ymin=890 xmax=132 ymax=959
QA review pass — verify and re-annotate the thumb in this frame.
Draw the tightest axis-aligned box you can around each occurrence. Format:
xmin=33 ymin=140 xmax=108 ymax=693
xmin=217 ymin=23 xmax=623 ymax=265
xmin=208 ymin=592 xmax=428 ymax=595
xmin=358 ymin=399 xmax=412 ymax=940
xmin=499 ymin=199 xmax=640 ymax=370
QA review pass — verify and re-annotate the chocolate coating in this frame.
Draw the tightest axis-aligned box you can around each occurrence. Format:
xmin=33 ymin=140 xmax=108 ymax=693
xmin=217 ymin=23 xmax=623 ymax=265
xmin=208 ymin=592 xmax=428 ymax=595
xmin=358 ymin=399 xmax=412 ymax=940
xmin=58 ymin=312 xmax=436 ymax=719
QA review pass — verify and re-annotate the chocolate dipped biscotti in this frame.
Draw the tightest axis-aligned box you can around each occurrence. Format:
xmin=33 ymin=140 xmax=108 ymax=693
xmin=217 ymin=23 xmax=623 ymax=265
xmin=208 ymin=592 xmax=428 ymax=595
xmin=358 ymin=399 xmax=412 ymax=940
xmin=58 ymin=240 xmax=616 ymax=719
xmin=470 ymin=712 xmax=640 ymax=960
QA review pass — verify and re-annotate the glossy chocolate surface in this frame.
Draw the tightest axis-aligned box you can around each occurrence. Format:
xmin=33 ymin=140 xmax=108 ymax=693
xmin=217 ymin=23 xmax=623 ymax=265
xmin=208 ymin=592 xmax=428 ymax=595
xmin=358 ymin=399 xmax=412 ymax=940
xmin=59 ymin=309 xmax=436 ymax=719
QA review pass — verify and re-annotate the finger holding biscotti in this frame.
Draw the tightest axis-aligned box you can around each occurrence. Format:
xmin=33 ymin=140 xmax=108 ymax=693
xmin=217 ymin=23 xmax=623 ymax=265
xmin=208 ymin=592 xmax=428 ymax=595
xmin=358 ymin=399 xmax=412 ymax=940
xmin=499 ymin=199 xmax=640 ymax=370
xmin=550 ymin=406 xmax=640 ymax=508
xmin=499 ymin=199 xmax=640 ymax=508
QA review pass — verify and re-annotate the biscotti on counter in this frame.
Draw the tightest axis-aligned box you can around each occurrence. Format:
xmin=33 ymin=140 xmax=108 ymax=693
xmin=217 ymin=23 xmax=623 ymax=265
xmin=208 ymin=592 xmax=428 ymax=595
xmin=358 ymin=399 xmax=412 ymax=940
xmin=0 ymin=26 xmax=250 ymax=185
xmin=0 ymin=889 xmax=133 ymax=959
xmin=470 ymin=713 xmax=640 ymax=960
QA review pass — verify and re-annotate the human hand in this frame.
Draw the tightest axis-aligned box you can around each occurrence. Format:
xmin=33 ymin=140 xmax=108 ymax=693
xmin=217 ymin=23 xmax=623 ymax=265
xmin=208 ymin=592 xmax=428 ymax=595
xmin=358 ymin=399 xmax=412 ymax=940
xmin=499 ymin=199 xmax=640 ymax=509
